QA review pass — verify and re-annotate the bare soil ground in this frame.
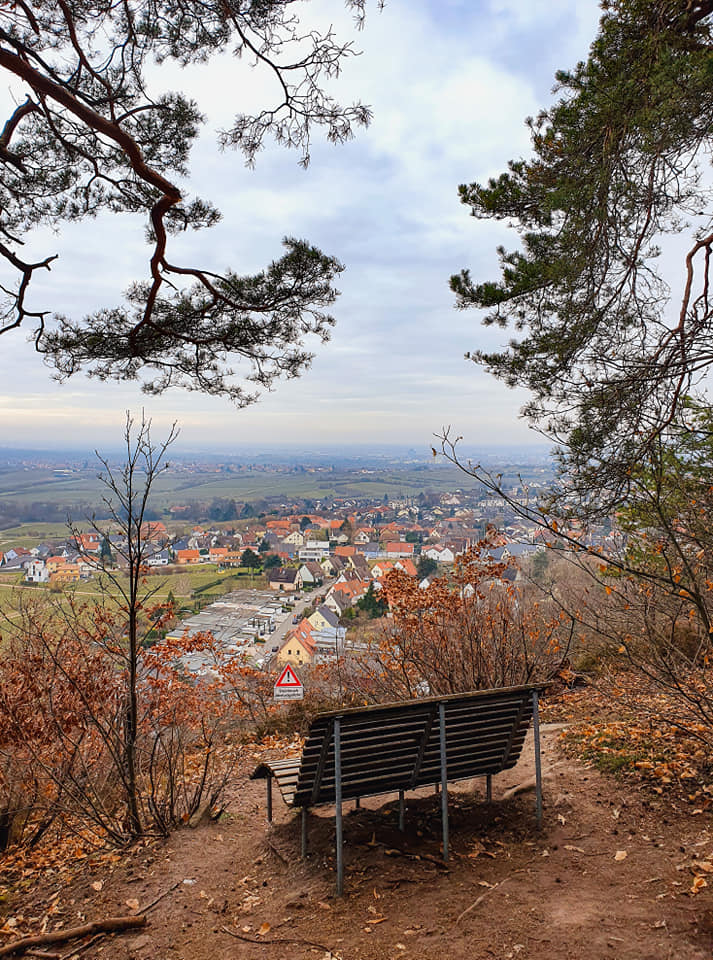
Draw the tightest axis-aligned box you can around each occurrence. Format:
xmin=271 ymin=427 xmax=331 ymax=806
xmin=3 ymin=716 xmax=713 ymax=960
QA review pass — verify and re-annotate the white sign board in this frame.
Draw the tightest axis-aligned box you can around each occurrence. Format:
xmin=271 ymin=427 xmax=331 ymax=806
xmin=274 ymin=664 xmax=304 ymax=701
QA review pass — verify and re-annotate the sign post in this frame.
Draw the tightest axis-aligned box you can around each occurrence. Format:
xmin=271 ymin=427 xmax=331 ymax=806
xmin=273 ymin=664 xmax=304 ymax=701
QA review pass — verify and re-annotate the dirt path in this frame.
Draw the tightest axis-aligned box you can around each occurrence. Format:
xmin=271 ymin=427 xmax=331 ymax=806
xmin=6 ymin=723 xmax=712 ymax=960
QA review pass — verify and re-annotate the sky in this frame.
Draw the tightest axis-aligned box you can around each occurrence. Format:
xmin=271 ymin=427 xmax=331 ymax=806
xmin=0 ymin=0 xmax=602 ymax=454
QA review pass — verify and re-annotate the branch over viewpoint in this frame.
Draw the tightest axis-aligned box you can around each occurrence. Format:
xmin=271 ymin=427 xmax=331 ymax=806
xmin=452 ymin=0 xmax=713 ymax=502
xmin=0 ymin=1 xmax=373 ymax=401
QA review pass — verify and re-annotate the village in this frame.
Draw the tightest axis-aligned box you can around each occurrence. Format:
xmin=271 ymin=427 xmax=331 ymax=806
xmin=0 ymin=484 xmax=620 ymax=680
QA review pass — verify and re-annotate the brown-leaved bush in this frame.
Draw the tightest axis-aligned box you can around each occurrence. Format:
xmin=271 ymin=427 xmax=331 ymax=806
xmin=340 ymin=544 xmax=575 ymax=703
xmin=0 ymin=592 xmax=274 ymax=850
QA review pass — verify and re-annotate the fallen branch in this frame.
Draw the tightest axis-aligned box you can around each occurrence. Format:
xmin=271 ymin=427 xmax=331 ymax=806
xmin=60 ymin=933 xmax=103 ymax=959
xmin=142 ymin=881 xmax=181 ymax=914
xmin=220 ymin=925 xmax=331 ymax=952
xmin=266 ymin=842 xmax=288 ymax=865
xmin=455 ymin=877 xmax=511 ymax=924
xmin=384 ymin=848 xmax=449 ymax=869
xmin=0 ymin=917 xmax=146 ymax=958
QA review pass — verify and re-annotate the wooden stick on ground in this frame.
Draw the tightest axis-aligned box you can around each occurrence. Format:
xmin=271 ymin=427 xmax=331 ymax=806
xmin=142 ymin=881 xmax=181 ymax=914
xmin=0 ymin=916 xmax=146 ymax=958
xmin=220 ymin=926 xmax=332 ymax=952
xmin=60 ymin=933 xmax=103 ymax=960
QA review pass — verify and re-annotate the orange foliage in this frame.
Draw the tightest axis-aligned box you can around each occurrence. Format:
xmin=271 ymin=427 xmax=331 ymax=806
xmin=340 ymin=542 xmax=574 ymax=703
xmin=0 ymin=592 xmax=277 ymax=850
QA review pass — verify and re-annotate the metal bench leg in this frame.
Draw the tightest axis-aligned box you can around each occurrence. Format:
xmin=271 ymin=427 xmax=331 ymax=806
xmin=301 ymin=807 xmax=308 ymax=858
xmin=335 ymin=717 xmax=344 ymax=896
xmin=486 ymin=774 xmax=492 ymax=804
xmin=532 ymin=690 xmax=543 ymax=829
xmin=266 ymin=773 xmax=273 ymax=823
xmin=398 ymin=790 xmax=405 ymax=831
xmin=355 ymin=797 xmax=360 ymax=809
xmin=439 ymin=703 xmax=449 ymax=861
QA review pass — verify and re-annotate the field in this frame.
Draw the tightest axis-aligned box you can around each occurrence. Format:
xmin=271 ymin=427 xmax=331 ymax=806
xmin=0 ymin=458 xmax=537 ymax=514
xmin=0 ymin=565 xmax=270 ymax=624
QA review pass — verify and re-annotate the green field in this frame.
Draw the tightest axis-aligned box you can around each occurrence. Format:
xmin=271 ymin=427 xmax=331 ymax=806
xmin=0 ymin=461 xmax=487 ymax=513
xmin=0 ymin=564 xmax=270 ymax=622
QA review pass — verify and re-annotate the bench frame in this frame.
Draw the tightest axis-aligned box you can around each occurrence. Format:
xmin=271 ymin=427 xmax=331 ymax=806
xmin=252 ymin=684 xmax=544 ymax=894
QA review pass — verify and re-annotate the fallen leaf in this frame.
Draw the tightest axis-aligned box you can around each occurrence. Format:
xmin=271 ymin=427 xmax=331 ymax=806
xmin=367 ymin=917 xmax=387 ymax=925
xmin=557 ymin=814 xmax=566 ymax=825
xmin=565 ymin=845 xmax=585 ymax=854
xmin=258 ymin=922 xmax=271 ymax=935
xmin=691 ymin=876 xmax=708 ymax=894
xmin=614 ymin=850 xmax=628 ymax=862
xmin=91 ymin=881 xmax=103 ymax=892
xmin=125 ymin=899 xmax=140 ymax=912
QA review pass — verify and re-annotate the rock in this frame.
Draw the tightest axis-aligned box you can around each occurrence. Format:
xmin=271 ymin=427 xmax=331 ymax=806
xmin=128 ymin=933 xmax=151 ymax=952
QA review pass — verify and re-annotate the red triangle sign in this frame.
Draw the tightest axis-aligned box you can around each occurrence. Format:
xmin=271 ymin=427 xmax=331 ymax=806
xmin=275 ymin=665 xmax=302 ymax=688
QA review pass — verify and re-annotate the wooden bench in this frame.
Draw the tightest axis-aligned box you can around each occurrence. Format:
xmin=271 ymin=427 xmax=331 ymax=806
xmin=251 ymin=684 xmax=544 ymax=894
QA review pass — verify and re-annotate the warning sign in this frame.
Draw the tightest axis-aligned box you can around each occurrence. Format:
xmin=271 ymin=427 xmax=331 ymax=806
xmin=274 ymin=664 xmax=304 ymax=701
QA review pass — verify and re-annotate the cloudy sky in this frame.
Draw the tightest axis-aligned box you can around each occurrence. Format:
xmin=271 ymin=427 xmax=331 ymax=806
xmin=0 ymin=0 xmax=601 ymax=454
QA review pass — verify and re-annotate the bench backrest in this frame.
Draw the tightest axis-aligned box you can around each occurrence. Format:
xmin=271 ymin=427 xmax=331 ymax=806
xmin=291 ymin=685 xmax=539 ymax=808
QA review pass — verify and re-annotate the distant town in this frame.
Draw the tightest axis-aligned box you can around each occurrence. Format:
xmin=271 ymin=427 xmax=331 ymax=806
xmin=0 ymin=446 xmax=619 ymax=680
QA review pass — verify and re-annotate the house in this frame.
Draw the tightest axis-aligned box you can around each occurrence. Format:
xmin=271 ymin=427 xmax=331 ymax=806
xmin=282 ymin=530 xmax=305 ymax=546
xmin=141 ymin=521 xmax=168 ymax=542
xmin=423 ymin=545 xmax=455 ymax=564
xmin=348 ymin=555 xmax=372 ymax=581
xmin=297 ymin=561 xmax=323 ymax=587
xmin=276 ymin=634 xmax=315 ymax=668
xmin=220 ymin=550 xmax=246 ymax=567
xmin=334 ymin=544 xmax=356 ymax=558
xmin=324 ymin=591 xmax=351 ymax=617
xmin=146 ymin=549 xmax=171 ymax=567
xmin=74 ymin=532 xmax=102 ymax=553
xmin=312 ymin=624 xmax=348 ymax=664
xmin=298 ymin=540 xmax=330 ymax=562
xmin=209 ymin=546 xmax=229 ymax=563
xmin=2 ymin=547 xmax=33 ymax=566
xmin=308 ymin=604 xmax=340 ymax=632
xmin=370 ymin=560 xmax=397 ymax=579
xmin=46 ymin=554 xmax=71 ymax=574
xmin=320 ymin=555 xmax=346 ymax=577
xmin=25 ymin=559 xmax=49 ymax=583
xmin=383 ymin=542 xmax=415 ymax=558
xmin=268 ymin=567 xmax=299 ymax=592
xmin=394 ymin=558 xmax=418 ymax=578
xmin=500 ymin=542 xmax=541 ymax=560
xmin=175 ymin=549 xmax=202 ymax=565
xmin=49 ymin=563 xmax=81 ymax=586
